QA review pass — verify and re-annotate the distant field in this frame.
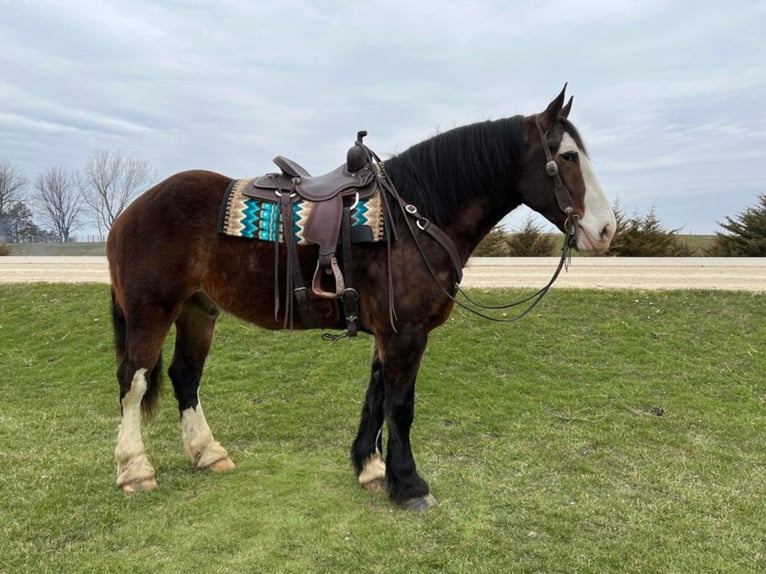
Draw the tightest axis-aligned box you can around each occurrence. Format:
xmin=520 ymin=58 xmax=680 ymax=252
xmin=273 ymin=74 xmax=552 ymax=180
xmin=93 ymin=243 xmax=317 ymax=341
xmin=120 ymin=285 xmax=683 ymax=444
xmin=5 ymin=242 xmax=107 ymax=256
xmin=551 ymin=234 xmax=714 ymax=255
xmin=1 ymin=236 xmax=716 ymax=257
xmin=678 ymin=234 xmax=715 ymax=254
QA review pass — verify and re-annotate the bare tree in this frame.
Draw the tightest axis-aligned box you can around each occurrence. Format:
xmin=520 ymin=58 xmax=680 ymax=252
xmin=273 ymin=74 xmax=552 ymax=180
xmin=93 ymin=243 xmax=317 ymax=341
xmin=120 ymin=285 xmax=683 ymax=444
xmin=0 ymin=158 xmax=29 ymax=215
xmin=0 ymin=159 xmax=30 ymax=244
xmin=35 ymin=167 xmax=84 ymax=242
xmin=78 ymin=150 xmax=155 ymax=235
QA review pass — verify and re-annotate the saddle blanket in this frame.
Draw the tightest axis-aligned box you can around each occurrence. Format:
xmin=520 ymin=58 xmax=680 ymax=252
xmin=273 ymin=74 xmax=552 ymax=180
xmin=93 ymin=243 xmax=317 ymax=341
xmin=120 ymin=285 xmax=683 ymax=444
xmin=218 ymin=178 xmax=386 ymax=244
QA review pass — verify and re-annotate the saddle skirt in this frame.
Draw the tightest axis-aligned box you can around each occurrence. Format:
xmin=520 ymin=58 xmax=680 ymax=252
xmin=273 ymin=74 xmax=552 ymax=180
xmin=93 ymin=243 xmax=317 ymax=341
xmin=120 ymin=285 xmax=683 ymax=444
xmin=218 ymin=177 xmax=386 ymax=245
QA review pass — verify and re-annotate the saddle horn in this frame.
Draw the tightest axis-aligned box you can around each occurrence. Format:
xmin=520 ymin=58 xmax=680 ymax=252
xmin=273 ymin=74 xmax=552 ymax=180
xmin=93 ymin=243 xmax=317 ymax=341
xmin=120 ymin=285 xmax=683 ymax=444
xmin=347 ymin=130 xmax=370 ymax=173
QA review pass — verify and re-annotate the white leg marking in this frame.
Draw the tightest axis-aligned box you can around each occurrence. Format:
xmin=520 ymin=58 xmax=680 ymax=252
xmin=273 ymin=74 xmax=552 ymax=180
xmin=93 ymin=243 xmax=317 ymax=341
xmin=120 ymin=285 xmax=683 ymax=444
xmin=358 ymin=449 xmax=387 ymax=486
xmin=115 ymin=368 xmax=156 ymax=488
xmin=181 ymin=404 xmax=233 ymax=470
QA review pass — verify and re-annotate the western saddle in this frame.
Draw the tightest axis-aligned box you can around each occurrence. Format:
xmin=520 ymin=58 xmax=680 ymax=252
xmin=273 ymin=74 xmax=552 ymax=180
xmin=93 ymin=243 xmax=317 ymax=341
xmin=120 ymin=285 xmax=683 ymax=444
xmin=242 ymin=131 xmax=381 ymax=335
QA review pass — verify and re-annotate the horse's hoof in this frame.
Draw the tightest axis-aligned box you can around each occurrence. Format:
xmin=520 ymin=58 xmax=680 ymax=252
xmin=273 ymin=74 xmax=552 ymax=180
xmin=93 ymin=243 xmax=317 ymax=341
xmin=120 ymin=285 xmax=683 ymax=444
xmin=206 ymin=457 xmax=236 ymax=472
xmin=361 ymin=477 xmax=389 ymax=494
xmin=120 ymin=477 xmax=157 ymax=494
xmin=400 ymin=493 xmax=437 ymax=511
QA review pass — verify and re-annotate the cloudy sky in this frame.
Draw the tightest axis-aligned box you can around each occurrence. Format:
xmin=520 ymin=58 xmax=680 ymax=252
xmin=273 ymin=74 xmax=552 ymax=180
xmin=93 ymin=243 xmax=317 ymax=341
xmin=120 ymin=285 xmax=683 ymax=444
xmin=1 ymin=0 xmax=764 ymax=236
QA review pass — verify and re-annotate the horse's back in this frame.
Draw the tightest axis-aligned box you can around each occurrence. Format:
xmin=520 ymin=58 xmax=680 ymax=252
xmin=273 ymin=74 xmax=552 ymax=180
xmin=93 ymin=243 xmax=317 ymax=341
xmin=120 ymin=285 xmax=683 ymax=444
xmin=118 ymin=169 xmax=230 ymax=221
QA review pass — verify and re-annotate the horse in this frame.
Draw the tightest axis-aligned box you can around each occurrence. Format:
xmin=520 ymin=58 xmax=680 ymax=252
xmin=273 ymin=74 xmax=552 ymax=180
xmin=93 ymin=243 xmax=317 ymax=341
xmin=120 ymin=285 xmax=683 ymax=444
xmin=107 ymin=86 xmax=616 ymax=510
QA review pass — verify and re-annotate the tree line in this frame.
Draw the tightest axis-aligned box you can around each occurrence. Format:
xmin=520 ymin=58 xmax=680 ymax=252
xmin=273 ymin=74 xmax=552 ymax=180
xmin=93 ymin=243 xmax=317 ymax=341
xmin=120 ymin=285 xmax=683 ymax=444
xmin=474 ymin=195 xmax=766 ymax=257
xmin=0 ymin=152 xmax=154 ymax=244
xmin=1 ymin=150 xmax=764 ymax=256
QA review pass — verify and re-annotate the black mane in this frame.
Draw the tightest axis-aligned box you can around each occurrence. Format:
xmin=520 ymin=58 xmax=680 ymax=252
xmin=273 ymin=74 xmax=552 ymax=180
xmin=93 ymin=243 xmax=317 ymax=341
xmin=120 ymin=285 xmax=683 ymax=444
xmin=384 ymin=115 xmax=525 ymax=227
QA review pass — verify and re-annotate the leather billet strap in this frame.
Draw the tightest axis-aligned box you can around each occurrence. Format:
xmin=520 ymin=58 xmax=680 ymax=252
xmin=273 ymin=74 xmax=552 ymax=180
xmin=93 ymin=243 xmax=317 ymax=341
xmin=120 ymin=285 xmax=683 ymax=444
xmin=275 ymin=190 xmax=317 ymax=330
xmin=340 ymin=202 xmax=359 ymax=337
xmin=320 ymin=202 xmax=361 ymax=341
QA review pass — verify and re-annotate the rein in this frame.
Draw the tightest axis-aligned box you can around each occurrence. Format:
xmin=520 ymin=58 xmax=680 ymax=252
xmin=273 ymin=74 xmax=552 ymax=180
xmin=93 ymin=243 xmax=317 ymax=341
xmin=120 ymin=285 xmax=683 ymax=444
xmin=369 ymin=114 xmax=580 ymax=326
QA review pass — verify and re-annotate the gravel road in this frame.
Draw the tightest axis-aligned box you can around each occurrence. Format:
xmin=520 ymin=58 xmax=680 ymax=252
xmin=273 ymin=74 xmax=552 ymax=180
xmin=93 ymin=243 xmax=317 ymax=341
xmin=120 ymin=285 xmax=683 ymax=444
xmin=1 ymin=256 xmax=763 ymax=291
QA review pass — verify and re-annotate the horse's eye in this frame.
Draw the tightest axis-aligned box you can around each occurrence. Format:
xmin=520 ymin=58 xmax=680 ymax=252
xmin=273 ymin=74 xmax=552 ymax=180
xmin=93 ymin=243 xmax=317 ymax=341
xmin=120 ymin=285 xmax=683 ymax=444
xmin=560 ymin=152 xmax=578 ymax=162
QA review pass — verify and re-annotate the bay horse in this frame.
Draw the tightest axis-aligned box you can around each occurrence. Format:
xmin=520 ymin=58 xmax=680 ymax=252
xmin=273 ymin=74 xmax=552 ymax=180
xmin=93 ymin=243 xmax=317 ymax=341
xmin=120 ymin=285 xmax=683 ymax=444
xmin=107 ymin=87 xmax=615 ymax=510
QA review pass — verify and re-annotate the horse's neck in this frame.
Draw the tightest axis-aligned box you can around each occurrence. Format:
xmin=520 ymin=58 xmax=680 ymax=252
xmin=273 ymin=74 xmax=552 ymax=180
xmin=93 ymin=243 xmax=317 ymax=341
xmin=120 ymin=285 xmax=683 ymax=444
xmin=385 ymin=118 xmax=524 ymax=262
xmin=444 ymin=194 xmax=523 ymax=262
xmin=411 ymin=165 xmax=521 ymax=259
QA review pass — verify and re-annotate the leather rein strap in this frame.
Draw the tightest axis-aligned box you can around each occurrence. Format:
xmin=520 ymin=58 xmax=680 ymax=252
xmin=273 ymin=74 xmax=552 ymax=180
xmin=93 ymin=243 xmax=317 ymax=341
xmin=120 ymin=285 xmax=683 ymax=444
xmin=370 ymin=114 xmax=580 ymax=326
xmin=315 ymin=117 xmax=580 ymax=335
xmin=376 ymin=173 xmax=464 ymax=285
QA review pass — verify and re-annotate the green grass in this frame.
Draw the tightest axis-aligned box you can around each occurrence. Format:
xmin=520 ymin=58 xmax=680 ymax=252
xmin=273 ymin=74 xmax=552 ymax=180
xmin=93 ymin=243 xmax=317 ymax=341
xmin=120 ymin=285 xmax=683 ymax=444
xmin=677 ymin=234 xmax=715 ymax=254
xmin=1 ymin=285 xmax=764 ymax=573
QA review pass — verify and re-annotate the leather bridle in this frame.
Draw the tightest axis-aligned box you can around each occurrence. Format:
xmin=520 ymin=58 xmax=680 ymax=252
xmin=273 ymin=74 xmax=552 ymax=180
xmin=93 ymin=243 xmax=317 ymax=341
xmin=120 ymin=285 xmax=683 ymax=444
xmin=535 ymin=115 xmax=580 ymax=249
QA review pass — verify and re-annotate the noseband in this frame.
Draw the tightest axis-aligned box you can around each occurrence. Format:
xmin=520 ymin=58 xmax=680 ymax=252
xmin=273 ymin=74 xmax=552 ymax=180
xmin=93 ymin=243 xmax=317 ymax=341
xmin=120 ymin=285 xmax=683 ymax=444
xmin=535 ymin=115 xmax=579 ymax=249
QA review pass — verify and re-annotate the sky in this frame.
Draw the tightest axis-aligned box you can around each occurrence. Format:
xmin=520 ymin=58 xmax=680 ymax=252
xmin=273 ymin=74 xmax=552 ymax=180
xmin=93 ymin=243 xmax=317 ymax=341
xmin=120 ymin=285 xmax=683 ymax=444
xmin=1 ymin=0 xmax=764 ymax=237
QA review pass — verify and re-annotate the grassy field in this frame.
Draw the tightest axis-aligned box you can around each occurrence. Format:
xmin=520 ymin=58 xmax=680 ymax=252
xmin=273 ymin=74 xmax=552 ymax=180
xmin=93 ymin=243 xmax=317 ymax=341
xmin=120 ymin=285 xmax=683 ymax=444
xmin=677 ymin=234 xmax=715 ymax=254
xmin=1 ymin=284 xmax=764 ymax=573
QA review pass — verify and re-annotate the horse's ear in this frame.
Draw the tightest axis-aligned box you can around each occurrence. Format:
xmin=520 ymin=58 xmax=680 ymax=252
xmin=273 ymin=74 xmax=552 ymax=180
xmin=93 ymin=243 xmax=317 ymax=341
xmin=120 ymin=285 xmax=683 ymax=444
xmin=539 ymin=84 xmax=568 ymax=130
xmin=560 ymin=95 xmax=573 ymax=119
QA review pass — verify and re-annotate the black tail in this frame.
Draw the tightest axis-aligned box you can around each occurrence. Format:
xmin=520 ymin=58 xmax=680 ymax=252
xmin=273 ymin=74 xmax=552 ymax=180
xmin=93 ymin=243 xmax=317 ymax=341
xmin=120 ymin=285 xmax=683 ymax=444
xmin=111 ymin=288 xmax=127 ymax=364
xmin=111 ymin=289 xmax=163 ymax=419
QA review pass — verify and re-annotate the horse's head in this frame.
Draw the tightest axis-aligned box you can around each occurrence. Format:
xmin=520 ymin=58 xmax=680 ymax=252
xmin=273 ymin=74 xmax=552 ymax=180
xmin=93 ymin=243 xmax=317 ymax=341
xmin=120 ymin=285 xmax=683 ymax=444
xmin=519 ymin=86 xmax=616 ymax=253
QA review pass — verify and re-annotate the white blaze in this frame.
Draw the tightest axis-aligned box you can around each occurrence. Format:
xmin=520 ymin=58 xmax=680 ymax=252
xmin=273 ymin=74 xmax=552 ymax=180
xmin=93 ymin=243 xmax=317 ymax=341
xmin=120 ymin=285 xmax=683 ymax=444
xmin=559 ymin=133 xmax=616 ymax=252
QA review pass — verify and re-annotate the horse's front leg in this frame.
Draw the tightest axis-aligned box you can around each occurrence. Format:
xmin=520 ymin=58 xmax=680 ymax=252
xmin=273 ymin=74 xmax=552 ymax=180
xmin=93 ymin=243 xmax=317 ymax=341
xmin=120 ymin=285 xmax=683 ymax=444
xmin=380 ymin=327 xmax=436 ymax=511
xmin=351 ymin=345 xmax=387 ymax=493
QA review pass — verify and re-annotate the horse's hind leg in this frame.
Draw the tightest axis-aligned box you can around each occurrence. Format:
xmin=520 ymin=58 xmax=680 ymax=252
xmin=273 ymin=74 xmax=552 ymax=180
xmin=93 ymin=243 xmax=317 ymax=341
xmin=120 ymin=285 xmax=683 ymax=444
xmin=351 ymin=345 xmax=387 ymax=492
xmin=169 ymin=291 xmax=234 ymax=472
xmin=114 ymin=307 xmax=170 ymax=493
xmin=115 ymin=364 xmax=162 ymax=492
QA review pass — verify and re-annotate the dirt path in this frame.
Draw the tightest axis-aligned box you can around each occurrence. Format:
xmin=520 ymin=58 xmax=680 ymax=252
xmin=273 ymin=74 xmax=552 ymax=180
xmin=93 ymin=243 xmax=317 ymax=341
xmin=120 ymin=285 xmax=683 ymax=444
xmin=1 ymin=256 xmax=763 ymax=291
xmin=463 ymin=257 xmax=766 ymax=291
